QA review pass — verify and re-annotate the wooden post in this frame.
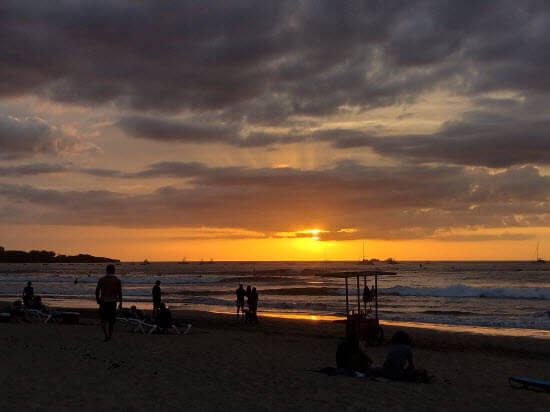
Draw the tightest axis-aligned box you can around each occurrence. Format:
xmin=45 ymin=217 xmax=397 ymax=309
xmin=356 ymin=275 xmax=360 ymax=316
xmin=363 ymin=275 xmax=367 ymax=315
xmin=345 ymin=277 xmax=349 ymax=317
xmin=375 ymin=274 xmax=379 ymax=320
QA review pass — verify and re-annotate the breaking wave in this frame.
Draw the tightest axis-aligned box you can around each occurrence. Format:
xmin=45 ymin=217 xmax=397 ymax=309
xmin=380 ymin=284 xmax=550 ymax=300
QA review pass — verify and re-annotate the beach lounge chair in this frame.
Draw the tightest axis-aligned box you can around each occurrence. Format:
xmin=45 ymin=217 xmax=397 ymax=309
xmin=509 ymin=376 xmax=550 ymax=392
xmin=116 ymin=307 xmax=191 ymax=335
xmin=116 ymin=307 xmax=154 ymax=333
xmin=28 ymin=309 xmax=53 ymax=323
xmin=136 ymin=319 xmax=192 ymax=335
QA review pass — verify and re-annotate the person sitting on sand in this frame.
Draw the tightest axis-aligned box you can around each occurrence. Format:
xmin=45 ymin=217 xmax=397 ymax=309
xmin=10 ymin=300 xmax=29 ymax=323
xmin=31 ymin=296 xmax=46 ymax=312
xmin=157 ymin=303 xmax=173 ymax=330
xmin=379 ymin=331 xmax=428 ymax=382
xmin=95 ymin=264 xmax=123 ymax=342
xmin=130 ymin=305 xmax=146 ymax=320
xmin=336 ymin=333 xmax=373 ymax=374
xmin=236 ymin=283 xmax=246 ymax=318
xmin=22 ymin=281 xmax=34 ymax=308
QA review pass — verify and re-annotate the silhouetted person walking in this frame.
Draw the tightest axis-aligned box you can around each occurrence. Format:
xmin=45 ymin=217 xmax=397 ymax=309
xmin=95 ymin=264 xmax=122 ymax=342
xmin=22 ymin=281 xmax=34 ymax=308
xmin=152 ymin=280 xmax=161 ymax=318
xmin=236 ymin=284 xmax=246 ymax=317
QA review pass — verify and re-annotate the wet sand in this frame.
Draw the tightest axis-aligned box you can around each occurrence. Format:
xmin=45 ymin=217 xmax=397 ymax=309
xmin=1 ymin=306 xmax=549 ymax=411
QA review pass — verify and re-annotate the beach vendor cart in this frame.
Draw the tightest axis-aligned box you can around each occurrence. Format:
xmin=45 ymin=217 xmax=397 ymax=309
xmin=324 ymin=271 xmax=395 ymax=345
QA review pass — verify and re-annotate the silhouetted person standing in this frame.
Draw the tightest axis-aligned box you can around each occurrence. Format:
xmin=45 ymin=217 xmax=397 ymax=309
xmin=22 ymin=281 xmax=34 ymax=308
xmin=236 ymin=284 xmax=246 ymax=317
xmin=249 ymin=287 xmax=259 ymax=315
xmin=152 ymin=280 xmax=161 ymax=318
xmin=95 ymin=264 xmax=122 ymax=342
xmin=245 ymin=285 xmax=252 ymax=309
xmin=363 ymin=285 xmax=372 ymax=312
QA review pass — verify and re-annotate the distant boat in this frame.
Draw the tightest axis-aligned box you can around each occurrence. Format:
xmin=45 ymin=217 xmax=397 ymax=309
xmin=199 ymin=259 xmax=205 ymax=265
xmin=178 ymin=257 xmax=189 ymax=264
xmin=141 ymin=259 xmax=149 ymax=265
xmin=206 ymin=258 xmax=215 ymax=264
xmin=535 ymin=243 xmax=545 ymax=264
xmin=385 ymin=257 xmax=398 ymax=264
xmin=359 ymin=242 xmax=374 ymax=265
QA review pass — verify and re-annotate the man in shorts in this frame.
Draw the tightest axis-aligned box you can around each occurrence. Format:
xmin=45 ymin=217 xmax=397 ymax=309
xmin=95 ymin=264 xmax=122 ymax=341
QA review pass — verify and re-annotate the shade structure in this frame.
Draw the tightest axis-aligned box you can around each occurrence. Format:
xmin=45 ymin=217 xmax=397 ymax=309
xmin=322 ymin=270 xmax=395 ymax=344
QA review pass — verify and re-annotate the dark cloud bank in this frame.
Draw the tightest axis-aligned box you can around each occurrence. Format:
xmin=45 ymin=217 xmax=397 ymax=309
xmin=0 ymin=115 xmax=82 ymax=159
xmin=2 ymin=1 xmax=550 ymax=167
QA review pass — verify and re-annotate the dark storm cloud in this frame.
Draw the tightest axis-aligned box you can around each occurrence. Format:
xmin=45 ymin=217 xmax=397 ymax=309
xmin=316 ymin=112 xmax=550 ymax=168
xmin=0 ymin=162 xmax=126 ymax=178
xmin=118 ymin=116 xmax=240 ymax=144
xmin=0 ymin=163 xmax=68 ymax=177
xmin=3 ymin=1 xmax=550 ymax=167
xmin=0 ymin=115 xmax=81 ymax=159
xmin=3 ymin=1 xmax=550 ymax=115
xmin=118 ymin=115 xmax=307 ymax=147
xmin=1 ymin=161 xmax=549 ymax=239
xmin=119 ymin=109 xmax=550 ymax=167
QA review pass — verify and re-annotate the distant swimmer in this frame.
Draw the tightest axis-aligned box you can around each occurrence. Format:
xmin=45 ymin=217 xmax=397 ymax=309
xmin=74 ymin=277 xmax=78 ymax=284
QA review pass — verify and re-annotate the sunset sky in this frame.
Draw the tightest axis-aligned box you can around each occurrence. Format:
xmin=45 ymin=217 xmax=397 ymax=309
xmin=1 ymin=1 xmax=550 ymax=261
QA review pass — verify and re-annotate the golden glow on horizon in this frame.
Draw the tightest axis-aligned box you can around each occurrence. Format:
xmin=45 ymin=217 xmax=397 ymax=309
xmin=2 ymin=223 xmax=550 ymax=261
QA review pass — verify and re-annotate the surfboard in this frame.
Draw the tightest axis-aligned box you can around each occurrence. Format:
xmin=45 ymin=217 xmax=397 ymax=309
xmin=509 ymin=376 xmax=550 ymax=392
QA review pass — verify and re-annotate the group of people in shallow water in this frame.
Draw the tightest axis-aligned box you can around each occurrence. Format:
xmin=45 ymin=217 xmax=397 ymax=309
xmin=235 ymin=284 xmax=259 ymax=323
xmin=336 ymin=330 xmax=429 ymax=382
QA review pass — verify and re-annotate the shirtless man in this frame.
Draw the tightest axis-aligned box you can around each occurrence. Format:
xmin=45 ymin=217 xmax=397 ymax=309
xmin=95 ymin=264 xmax=122 ymax=341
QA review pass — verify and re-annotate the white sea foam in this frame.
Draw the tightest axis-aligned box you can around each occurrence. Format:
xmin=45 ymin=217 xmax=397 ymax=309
xmin=386 ymin=313 xmax=550 ymax=331
xmin=380 ymin=284 xmax=550 ymax=300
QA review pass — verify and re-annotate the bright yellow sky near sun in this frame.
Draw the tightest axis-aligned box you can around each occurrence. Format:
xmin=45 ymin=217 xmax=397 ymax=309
xmin=2 ymin=224 xmax=549 ymax=261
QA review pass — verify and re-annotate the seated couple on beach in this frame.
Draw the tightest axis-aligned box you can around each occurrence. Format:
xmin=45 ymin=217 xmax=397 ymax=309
xmin=120 ymin=305 xmax=148 ymax=321
xmin=120 ymin=303 xmax=178 ymax=332
xmin=336 ymin=331 xmax=429 ymax=382
xmin=8 ymin=300 xmax=30 ymax=323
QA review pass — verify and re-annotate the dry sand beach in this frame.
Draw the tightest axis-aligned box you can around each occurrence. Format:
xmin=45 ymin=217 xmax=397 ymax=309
xmin=1 ymin=306 xmax=549 ymax=412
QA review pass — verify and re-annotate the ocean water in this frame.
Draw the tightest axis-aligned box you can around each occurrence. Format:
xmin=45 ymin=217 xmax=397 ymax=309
xmin=1 ymin=261 xmax=549 ymax=334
